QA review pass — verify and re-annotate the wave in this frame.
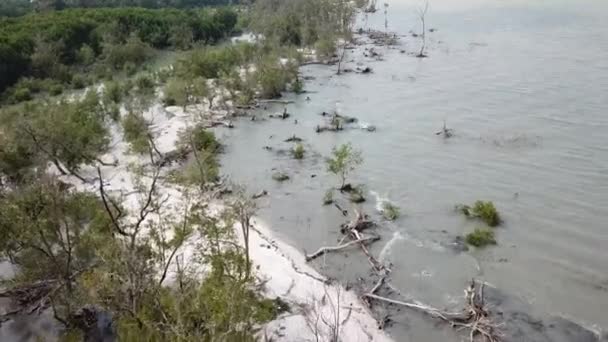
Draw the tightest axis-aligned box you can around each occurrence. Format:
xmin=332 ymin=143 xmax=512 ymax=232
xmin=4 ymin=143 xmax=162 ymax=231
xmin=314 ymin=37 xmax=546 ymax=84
xmin=379 ymin=231 xmax=405 ymax=262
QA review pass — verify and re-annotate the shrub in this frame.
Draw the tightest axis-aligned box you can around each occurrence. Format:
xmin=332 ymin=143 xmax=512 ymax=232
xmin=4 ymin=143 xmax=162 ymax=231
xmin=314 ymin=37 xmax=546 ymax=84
xmin=457 ymin=200 xmax=500 ymax=227
xmin=465 ymin=228 xmax=496 ymax=247
xmin=292 ymin=143 xmax=305 ymax=159
xmin=12 ymin=87 xmax=32 ymax=103
xmin=122 ymin=111 xmax=150 ymax=154
xmin=163 ymin=78 xmax=188 ymax=107
xmin=104 ymin=81 xmax=123 ymax=104
xmin=326 ymin=143 xmax=363 ymax=189
xmin=292 ymin=77 xmax=304 ymax=94
xmin=77 ymin=44 xmax=96 ymax=66
xmin=272 ymin=172 xmax=289 ymax=182
xmin=71 ymin=74 xmax=87 ymax=89
xmin=177 ymin=125 xmax=220 ymax=154
xmin=49 ymin=84 xmax=64 ymax=96
xmin=382 ymin=202 xmax=400 ymax=221
xmin=315 ymin=36 xmax=337 ymax=60
xmin=135 ymin=75 xmax=155 ymax=95
xmin=105 ymin=103 xmax=121 ymax=122
xmin=123 ymin=62 xmax=137 ymax=76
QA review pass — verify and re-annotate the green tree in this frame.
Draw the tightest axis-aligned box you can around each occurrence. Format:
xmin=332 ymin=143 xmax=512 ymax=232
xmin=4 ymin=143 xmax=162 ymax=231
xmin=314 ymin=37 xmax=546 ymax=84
xmin=20 ymin=91 xmax=109 ymax=179
xmin=0 ymin=176 xmax=111 ymax=322
xmin=326 ymin=143 xmax=363 ymax=189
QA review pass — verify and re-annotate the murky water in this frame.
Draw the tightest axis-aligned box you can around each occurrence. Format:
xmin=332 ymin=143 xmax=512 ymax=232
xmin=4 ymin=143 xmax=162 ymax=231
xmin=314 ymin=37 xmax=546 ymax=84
xmin=219 ymin=0 xmax=608 ymax=339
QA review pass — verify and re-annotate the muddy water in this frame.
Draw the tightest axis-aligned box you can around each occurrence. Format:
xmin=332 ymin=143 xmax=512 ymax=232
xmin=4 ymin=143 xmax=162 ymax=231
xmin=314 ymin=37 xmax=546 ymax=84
xmin=218 ymin=0 xmax=608 ymax=340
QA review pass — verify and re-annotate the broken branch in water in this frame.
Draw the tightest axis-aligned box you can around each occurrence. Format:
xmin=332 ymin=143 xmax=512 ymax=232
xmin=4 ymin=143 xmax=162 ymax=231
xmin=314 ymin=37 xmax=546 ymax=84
xmin=306 ymin=208 xmax=387 ymax=273
xmin=305 ymin=236 xmax=380 ymax=261
xmin=364 ymin=280 xmax=503 ymax=342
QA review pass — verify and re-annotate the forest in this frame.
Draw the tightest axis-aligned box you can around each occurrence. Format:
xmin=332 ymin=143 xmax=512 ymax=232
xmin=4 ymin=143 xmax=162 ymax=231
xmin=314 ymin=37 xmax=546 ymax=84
xmin=0 ymin=0 xmax=241 ymax=17
xmin=0 ymin=6 xmax=238 ymax=100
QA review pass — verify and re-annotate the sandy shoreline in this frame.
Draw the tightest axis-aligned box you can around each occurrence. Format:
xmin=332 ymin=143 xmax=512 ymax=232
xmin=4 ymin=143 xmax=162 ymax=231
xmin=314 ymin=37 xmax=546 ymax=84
xmin=53 ymin=97 xmax=392 ymax=341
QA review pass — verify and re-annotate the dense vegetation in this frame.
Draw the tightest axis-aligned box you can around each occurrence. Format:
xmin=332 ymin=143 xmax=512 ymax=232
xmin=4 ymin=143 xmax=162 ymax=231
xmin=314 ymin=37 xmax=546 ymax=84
xmin=0 ymin=6 xmax=237 ymax=102
xmin=0 ymin=0 xmax=241 ymax=17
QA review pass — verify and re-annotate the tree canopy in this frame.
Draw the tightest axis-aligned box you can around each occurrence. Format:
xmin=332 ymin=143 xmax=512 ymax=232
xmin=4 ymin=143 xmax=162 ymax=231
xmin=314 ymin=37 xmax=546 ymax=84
xmin=0 ymin=6 xmax=238 ymax=100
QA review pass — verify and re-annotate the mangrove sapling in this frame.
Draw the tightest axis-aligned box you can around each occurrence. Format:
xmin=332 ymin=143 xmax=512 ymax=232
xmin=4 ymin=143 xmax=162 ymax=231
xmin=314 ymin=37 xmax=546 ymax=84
xmin=381 ymin=202 xmax=400 ymax=221
xmin=457 ymin=200 xmax=501 ymax=227
xmin=292 ymin=143 xmax=305 ymax=159
xmin=326 ymin=143 xmax=363 ymax=190
xmin=465 ymin=228 xmax=496 ymax=247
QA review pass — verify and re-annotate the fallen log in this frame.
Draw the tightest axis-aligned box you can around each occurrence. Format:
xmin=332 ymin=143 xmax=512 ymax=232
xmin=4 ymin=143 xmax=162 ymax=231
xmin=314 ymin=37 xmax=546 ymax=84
xmin=364 ymin=280 xmax=502 ymax=342
xmin=203 ymin=120 xmax=234 ymax=128
xmin=305 ymin=235 xmax=380 ymax=261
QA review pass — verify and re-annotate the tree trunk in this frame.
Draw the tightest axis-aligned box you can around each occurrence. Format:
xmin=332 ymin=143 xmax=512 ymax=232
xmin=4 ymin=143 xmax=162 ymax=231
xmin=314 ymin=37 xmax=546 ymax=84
xmin=53 ymin=159 xmax=68 ymax=175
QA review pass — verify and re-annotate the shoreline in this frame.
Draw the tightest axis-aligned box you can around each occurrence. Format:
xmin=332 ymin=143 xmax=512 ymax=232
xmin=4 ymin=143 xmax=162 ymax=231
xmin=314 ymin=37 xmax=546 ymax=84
xmin=55 ymin=96 xmax=392 ymax=341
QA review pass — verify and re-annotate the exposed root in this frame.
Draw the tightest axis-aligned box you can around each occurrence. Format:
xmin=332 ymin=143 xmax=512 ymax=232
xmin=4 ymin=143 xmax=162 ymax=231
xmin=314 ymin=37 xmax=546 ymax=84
xmin=364 ymin=280 xmax=503 ymax=342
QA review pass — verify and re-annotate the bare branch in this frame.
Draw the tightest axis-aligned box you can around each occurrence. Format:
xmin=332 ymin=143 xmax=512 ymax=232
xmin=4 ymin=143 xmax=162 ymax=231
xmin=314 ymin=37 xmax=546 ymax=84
xmin=305 ymin=236 xmax=379 ymax=261
xmin=97 ymin=167 xmax=129 ymax=237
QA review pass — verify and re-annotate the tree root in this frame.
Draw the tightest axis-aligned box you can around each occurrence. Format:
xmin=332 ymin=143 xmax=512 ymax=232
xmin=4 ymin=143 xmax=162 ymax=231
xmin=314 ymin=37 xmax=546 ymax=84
xmin=364 ymin=280 xmax=503 ymax=342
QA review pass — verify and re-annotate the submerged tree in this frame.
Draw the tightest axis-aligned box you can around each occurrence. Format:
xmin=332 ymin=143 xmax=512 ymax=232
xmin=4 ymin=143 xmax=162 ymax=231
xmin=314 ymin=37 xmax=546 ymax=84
xmin=417 ymin=1 xmax=429 ymax=57
xmin=326 ymin=143 xmax=363 ymax=190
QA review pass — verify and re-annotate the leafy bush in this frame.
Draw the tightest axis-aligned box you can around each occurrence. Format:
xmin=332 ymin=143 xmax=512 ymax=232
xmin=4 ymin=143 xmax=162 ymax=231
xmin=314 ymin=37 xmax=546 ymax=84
xmin=11 ymin=87 xmax=32 ymax=102
xmin=326 ymin=143 xmax=363 ymax=189
xmin=103 ymin=81 xmax=123 ymax=104
xmin=49 ymin=84 xmax=64 ymax=96
xmin=122 ymin=111 xmax=150 ymax=154
xmin=135 ymin=74 xmax=155 ymax=95
xmin=292 ymin=77 xmax=304 ymax=94
xmin=177 ymin=125 xmax=220 ymax=154
xmin=71 ymin=74 xmax=87 ymax=89
xmin=76 ymin=44 xmax=96 ymax=66
xmin=382 ymin=202 xmax=400 ymax=221
xmin=457 ymin=200 xmax=501 ymax=227
xmin=465 ymin=228 xmax=496 ymax=247
xmin=163 ymin=78 xmax=188 ymax=107
xmin=315 ymin=36 xmax=337 ymax=60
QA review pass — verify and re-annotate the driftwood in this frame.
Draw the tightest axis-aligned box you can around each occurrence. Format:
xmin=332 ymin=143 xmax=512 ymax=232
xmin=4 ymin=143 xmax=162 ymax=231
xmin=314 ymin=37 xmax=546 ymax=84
xmin=203 ymin=120 xmax=234 ymax=128
xmin=155 ymin=147 xmax=191 ymax=167
xmin=306 ymin=208 xmax=386 ymax=273
xmin=365 ymin=280 xmax=502 ymax=342
xmin=316 ymin=125 xmax=342 ymax=133
xmin=252 ymin=190 xmax=268 ymax=199
xmin=269 ymin=108 xmax=290 ymax=120
xmin=305 ymin=236 xmax=380 ymax=261
xmin=435 ymin=120 xmax=454 ymax=138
